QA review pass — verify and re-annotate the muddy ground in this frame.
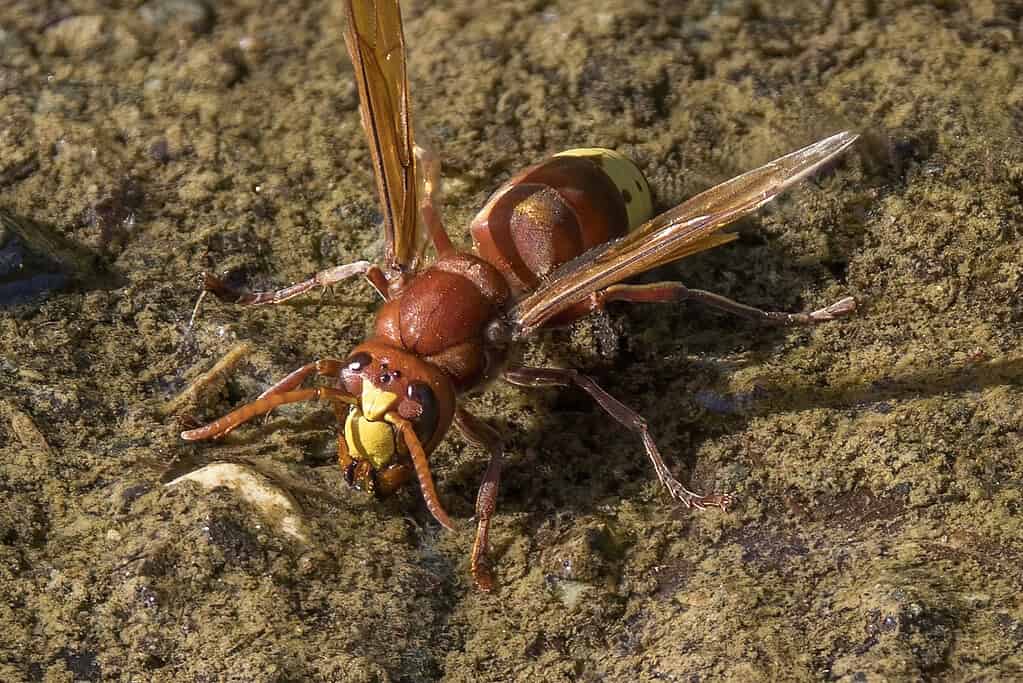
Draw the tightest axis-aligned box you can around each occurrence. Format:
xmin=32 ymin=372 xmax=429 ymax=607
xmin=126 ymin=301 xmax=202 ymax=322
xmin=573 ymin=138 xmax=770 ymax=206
xmin=1 ymin=0 xmax=1022 ymax=681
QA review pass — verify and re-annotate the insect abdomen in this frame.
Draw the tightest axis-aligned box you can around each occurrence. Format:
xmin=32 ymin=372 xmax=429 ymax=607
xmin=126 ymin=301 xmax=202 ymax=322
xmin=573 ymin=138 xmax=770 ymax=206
xmin=471 ymin=149 xmax=652 ymax=294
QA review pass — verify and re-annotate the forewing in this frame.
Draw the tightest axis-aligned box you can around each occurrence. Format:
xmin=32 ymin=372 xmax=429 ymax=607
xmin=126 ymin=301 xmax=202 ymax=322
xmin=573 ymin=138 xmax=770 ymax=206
xmin=344 ymin=0 xmax=422 ymax=272
xmin=507 ymin=131 xmax=859 ymax=337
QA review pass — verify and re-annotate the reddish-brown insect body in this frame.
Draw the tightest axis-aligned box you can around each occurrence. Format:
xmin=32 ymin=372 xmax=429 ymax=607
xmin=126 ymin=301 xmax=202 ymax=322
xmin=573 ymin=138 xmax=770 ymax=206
xmin=472 ymin=155 xmax=634 ymax=294
xmin=183 ymin=0 xmax=860 ymax=591
xmin=372 ymin=251 xmax=511 ymax=391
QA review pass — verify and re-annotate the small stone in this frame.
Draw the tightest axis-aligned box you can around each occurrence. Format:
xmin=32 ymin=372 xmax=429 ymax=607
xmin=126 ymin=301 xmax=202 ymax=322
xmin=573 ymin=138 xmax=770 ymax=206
xmin=139 ymin=0 xmax=215 ymax=35
xmin=166 ymin=462 xmax=310 ymax=543
xmin=41 ymin=15 xmax=139 ymax=62
xmin=178 ymin=46 xmax=245 ymax=89
xmin=43 ymin=16 xmax=106 ymax=56
xmin=149 ymin=139 xmax=171 ymax=163
xmin=85 ymin=178 xmax=145 ymax=253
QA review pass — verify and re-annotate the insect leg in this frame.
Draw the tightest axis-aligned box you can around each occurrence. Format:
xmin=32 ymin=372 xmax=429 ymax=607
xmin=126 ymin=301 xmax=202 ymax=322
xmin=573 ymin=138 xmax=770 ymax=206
xmin=191 ymin=261 xmax=390 ymax=327
xmin=254 ymin=359 xmax=344 ymax=400
xmin=551 ymin=282 xmax=855 ymax=327
xmin=180 ymin=387 xmax=357 ymax=441
xmin=250 ymin=358 xmax=346 ymax=422
xmin=414 ymin=143 xmax=455 ymax=257
xmin=503 ymin=366 xmax=732 ymax=511
xmin=454 ymin=407 xmax=504 ymax=592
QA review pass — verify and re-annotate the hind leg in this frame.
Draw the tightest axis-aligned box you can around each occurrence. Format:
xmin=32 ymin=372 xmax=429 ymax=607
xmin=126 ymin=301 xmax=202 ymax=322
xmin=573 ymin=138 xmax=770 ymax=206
xmin=546 ymin=281 xmax=855 ymax=328
xmin=503 ymin=365 xmax=731 ymax=511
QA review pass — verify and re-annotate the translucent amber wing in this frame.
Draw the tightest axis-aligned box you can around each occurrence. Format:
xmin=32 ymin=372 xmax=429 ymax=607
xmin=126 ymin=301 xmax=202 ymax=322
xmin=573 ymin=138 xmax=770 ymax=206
xmin=344 ymin=0 xmax=422 ymax=272
xmin=507 ymin=131 xmax=859 ymax=337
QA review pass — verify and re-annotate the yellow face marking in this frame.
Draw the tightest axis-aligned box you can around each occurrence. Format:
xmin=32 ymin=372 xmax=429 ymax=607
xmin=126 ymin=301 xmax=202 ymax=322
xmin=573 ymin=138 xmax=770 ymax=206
xmin=345 ymin=407 xmax=397 ymax=470
xmin=554 ymin=147 xmax=653 ymax=230
xmin=361 ymin=382 xmax=398 ymax=421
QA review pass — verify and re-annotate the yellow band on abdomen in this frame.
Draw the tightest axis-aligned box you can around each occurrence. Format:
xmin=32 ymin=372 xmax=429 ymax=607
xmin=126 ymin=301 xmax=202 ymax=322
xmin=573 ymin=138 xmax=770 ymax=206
xmin=554 ymin=148 xmax=653 ymax=230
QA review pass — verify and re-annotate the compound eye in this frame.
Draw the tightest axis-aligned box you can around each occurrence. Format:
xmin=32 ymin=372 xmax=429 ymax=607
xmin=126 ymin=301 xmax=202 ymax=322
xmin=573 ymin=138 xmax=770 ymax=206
xmin=404 ymin=381 xmax=439 ymax=444
xmin=346 ymin=352 xmax=372 ymax=372
xmin=406 ymin=381 xmax=434 ymax=407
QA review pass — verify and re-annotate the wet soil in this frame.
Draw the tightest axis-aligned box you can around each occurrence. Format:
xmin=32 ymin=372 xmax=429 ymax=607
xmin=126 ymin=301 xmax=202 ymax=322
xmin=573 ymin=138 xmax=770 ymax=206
xmin=1 ymin=0 xmax=1022 ymax=681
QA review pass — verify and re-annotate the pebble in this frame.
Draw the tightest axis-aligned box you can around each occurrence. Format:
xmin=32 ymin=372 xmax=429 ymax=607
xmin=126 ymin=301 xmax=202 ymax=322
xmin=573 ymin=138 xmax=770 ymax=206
xmin=43 ymin=15 xmax=107 ymax=56
xmin=41 ymin=15 xmax=140 ymax=62
xmin=0 ymin=208 xmax=108 ymax=306
xmin=139 ymin=0 xmax=215 ymax=35
xmin=165 ymin=463 xmax=310 ymax=543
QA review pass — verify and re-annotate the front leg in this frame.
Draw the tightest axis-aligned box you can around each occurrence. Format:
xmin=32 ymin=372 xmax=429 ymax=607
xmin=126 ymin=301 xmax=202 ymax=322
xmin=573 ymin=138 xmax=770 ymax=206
xmin=253 ymin=359 xmax=344 ymax=402
xmin=454 ymin=407 xmax=504 ymax=591
xmin=503 ymin=366 xmax=731 ymax=511
xmin=245 ymin=358 xmax=346 ymax=424
xmin=180 ymin=387 xmax=357 ymax=441
xmin=190 ymin=260 xmax=390 ymax=327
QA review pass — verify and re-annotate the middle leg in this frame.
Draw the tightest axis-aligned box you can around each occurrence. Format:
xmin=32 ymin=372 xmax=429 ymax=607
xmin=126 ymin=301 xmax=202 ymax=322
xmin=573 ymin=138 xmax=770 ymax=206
xmin=190 ymin=261 xmax=391 ymax=328
xmin=200 ymin=261 xmax=389 ymax=307
xmin=503 ymin=365 xmax=731 ymax=511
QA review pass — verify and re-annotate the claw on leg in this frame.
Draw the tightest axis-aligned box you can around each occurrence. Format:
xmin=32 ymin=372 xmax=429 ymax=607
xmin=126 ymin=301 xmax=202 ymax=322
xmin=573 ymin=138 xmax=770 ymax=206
xmin=662 ymin=476 xmax=733 ymax=511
